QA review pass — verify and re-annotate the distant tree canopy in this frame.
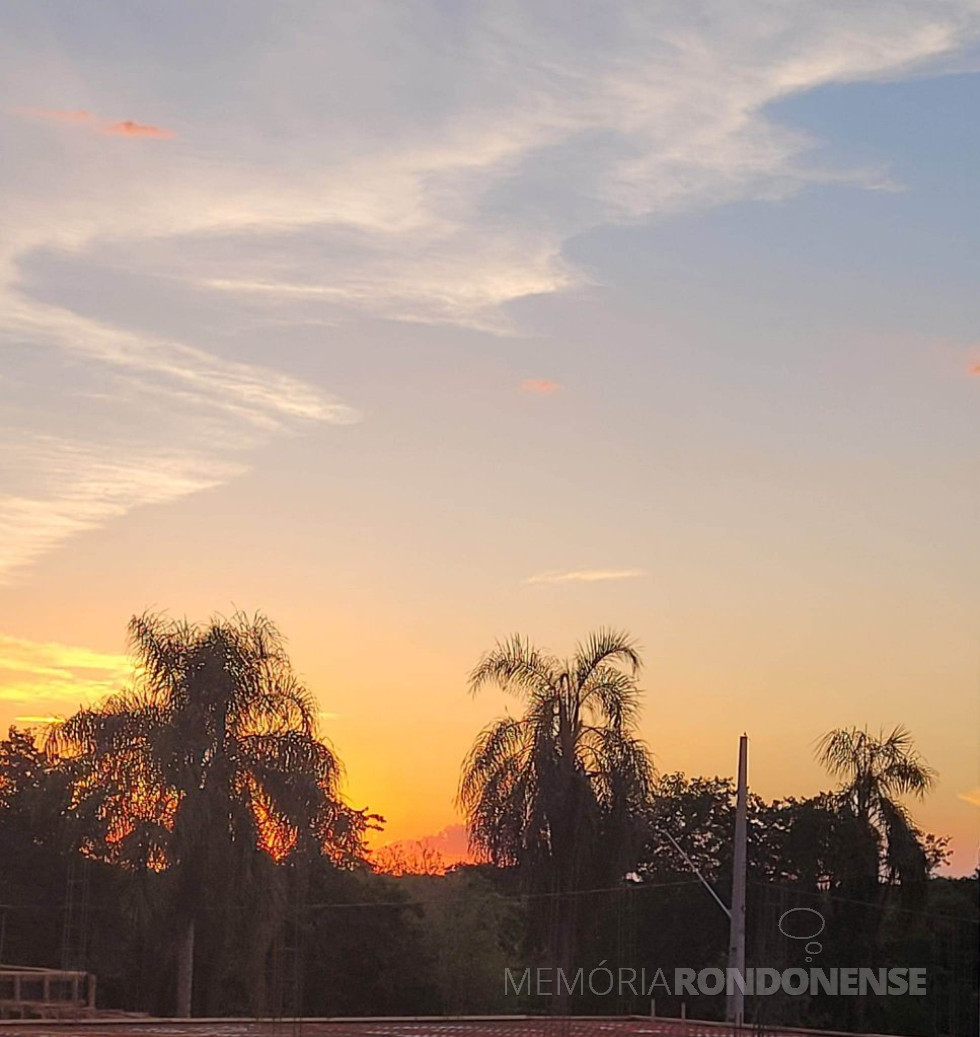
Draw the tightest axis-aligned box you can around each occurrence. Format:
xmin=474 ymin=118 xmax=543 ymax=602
xmin=641 ymin=769 xmax=950 ymax=890
xmin=455 ymin=630 xmax=967 ymax=1033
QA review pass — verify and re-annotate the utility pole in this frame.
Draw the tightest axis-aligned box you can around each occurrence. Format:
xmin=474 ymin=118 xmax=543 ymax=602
xmin=726 ymin=734 xmax=748 ymax=1027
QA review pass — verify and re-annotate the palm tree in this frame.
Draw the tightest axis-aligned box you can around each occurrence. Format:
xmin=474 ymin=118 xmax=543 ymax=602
xmin=458 ymin=630 xmax=654 ymax=992
xmin=48 ymin=611 xmax=366 ymax=1017
xmin=816 ymin=725 xmax=936 ymax=1032
xmin=816 ymin=725 xmax=936 ymax=888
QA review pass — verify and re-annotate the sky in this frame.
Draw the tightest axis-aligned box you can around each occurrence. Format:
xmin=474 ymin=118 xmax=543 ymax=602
xmin=1 ymin=1 xmax=978 ymax=874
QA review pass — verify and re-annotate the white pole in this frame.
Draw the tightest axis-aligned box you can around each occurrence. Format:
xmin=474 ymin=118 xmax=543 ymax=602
xmin=726 ymin=734 xmax=748 ymax=1027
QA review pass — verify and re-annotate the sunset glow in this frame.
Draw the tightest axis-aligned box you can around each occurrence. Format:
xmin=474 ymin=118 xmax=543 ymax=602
xmin=1 ymin=2 xmax=978 ymax=883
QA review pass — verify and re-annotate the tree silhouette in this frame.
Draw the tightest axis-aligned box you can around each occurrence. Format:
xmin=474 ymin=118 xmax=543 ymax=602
xmin=458 ymin=630 xmax=654 ymax=1000
xmin=816 ymin=725 xmax=937 ymax=1031
xmin=817 ymin=724 xmax=936 ymax=888
xmin=47 ymin=611 xmax=367 ymax=1017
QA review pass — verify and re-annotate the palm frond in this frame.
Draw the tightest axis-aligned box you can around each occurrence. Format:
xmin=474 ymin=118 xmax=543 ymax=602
xmin=468 ymin=635 xmax=560 ymax=701
xmin=816 ymin=724 xmax=936 ymax=887
xmin=579 ymin=664 xmax=641 ymax=729
xmin=574 ymin=628 xmax=641 ymax=689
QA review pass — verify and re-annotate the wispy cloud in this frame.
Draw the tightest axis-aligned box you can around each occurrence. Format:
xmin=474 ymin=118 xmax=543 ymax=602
xmin=958 ymin=788 xmax=980 ymax=807
xmin=13 ymin=107 xmax=175 ymax=139
xmin=525 ymin=568 xmax=645 ymax=585
xmin=0 ymin=635 xmax=129 ymax=712
xmin=0 ymin=291 xmax=358 ymax=582
xmin=8 ymin=3 xmax=976 ymax=332
xmin=3 ymin=298 xmax=358 ymax=432
xmin=0 ymin=439 xmax=244 ymax=582
xmin=2 ymin=2 xmax=979 ymax=576
xmin=520 ymin=378 xmax=562 ymax=396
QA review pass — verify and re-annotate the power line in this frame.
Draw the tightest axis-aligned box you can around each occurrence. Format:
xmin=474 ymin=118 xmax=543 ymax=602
xmin=747 ymin=878 xmax=980 ymax=924
xmin=0 ymin=877 xmax=703 ymax=914
xmin=307 ymin=877 xmax=702 ymax=910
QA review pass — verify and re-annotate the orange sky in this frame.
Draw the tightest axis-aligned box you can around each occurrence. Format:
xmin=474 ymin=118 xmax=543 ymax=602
xmin=1 ymin=529 xmax=976 ymax=875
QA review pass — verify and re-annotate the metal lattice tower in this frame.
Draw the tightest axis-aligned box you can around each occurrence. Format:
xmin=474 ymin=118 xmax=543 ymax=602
xmin=60 ymin=856 xmax=91 ymax=971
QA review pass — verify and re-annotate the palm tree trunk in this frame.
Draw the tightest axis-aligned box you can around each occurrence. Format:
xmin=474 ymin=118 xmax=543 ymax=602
xmin=175 ymin=917 xmax=195 ymax=1018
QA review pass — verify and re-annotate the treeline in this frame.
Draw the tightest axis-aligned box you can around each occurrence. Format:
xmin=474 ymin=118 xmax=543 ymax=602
xmin=0 ymin=614 xmax=976 ymax=1037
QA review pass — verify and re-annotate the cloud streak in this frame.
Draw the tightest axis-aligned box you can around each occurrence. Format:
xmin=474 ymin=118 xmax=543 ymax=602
xmin=13 ymin=107 xmax=175 ymax=139
xmin=0 ymin=294 xmax=359 ymax=582
xmin=520 ymin=378 xmax=562 ymax=396
xmin=0 ymin=634 xmax=129 ymax=712
xmin=0 ymin=439 xmax=245 ymax=582
xmin=3 ymin=297 xmax=359 ymax=432
xmin=525 ymin=568 xmax=646 ymax=585
xmin=101 ymin=119 xmax=175 ymax=139
xmin=13 ymin=107 xmax=94 ymax=124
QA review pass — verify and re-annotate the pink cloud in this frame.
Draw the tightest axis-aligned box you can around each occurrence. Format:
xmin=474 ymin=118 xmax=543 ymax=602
xmin=520 ymin=378 xmax=562 ymax=395
xmin=968 ymin=363 xmax=980 ymax=377
xmin=13 ymin=107 xmax=175 ymax=140
xmin=101 ymin=119 xmax=175 ymax=139
xmin=373 ymin=824 xmax=481 ymax=874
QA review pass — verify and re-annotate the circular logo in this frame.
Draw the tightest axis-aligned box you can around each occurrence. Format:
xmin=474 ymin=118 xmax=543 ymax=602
xmin=778 ymin=907 xmax=825 ymax=941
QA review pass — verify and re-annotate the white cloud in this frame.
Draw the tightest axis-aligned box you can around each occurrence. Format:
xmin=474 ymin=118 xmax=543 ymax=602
xmin=3 ymin=296 xmax=358 ymax=430
xmin=0 ymin=437 xmax=252 ymax=582
xmin=525 ymin=568 xmax=646 ymax=585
